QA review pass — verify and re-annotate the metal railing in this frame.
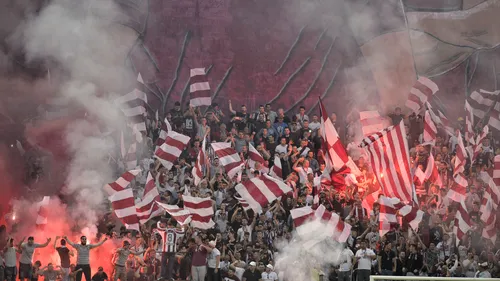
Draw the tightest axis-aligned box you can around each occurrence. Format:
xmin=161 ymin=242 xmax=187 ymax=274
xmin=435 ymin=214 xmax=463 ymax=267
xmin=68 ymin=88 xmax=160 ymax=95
xmin=370 ymin=276 xmax=500 ymax=281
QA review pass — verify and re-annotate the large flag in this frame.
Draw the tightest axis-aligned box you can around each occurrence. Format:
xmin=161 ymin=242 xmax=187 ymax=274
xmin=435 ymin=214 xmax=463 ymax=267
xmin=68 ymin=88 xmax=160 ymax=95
xmin=192 ymin=137 xmax=207 ymax=186
xmin=182 ymin=195 xmax=215 ymax=229
xmin=155 ymin=118 xmax=172 ymax=148
xmin=211 ymin=142 xmax=244 ymax=178
xmin=135 ymin=172 xmax=163 ymax=224
xmin=234 ymin=174 xmax=292 ymax=213
xmin=447 ymin=173 xmax=467 ymax=203
xmin=247 ymin=143 xmax=266 ymax=169
xmin=467 ymin=89 xmax=500 ymax=119
xmin=189 ymin=68 xmax=211 ymax=107
xmin=103 ymin=169 xmax=141 ymax=196
xmin=423 ymin=110 xmax=437 ymax=145
xmin=453 ymin=132 xmax=467 ymax=176
xmin=424 ymin=153 xmax=442 ymax=187
xmin=453 ymin=202 xmax=472 ymax=246
xmin=426 ymin=102 xmax=454 ymax=136
xmin=405 ymin=77 xmax=439 ymax=114
xmin=109 ymin=188 xmax=140 ymax=231
xmin=359 ymin=111 xmax=386 ymax=137
xmin=36 ymin=196 xmax=50 ymax=228
xmin=115 ymin=73 xmax=148 ymax=141
xmin=155 ymin=130 xmax=191 ymax=170
xmin=360 ymin=122 xmax=413 ymax=202
xmin=464 ymin=100 xmax=475 ymax=145
xmin=155 ymin=202 xmax=192 ymax=225
xmin=269 ymin=155 xmax=283 ymax=180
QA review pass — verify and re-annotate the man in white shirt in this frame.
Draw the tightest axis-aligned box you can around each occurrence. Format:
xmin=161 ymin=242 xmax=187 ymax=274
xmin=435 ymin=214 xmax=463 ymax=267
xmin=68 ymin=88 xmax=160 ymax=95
xmin=207 ymin=241 xmax=220 ymax=281
xmin=261 ymin=264 xmax=278 ymax=281
xmin=355 ymin=240 xmax=376 ymax=281
xmin=274 ymin=138 xmax=288 ymax=155
xmin=338 ymin=246 xmax=354 ymax=281
xmin=4 ymin=238 xmax=19 ymax=281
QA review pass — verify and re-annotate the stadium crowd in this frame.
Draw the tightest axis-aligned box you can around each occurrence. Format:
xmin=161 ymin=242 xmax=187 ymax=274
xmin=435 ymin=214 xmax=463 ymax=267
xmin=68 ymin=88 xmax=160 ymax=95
xmin=1 ymin=101 xmax=499 ymax=281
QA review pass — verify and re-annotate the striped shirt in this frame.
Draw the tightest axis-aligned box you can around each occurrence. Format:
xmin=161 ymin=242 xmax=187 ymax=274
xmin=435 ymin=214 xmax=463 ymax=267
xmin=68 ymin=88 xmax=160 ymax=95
xmin=153 ymin=227 xmax=185 ymax=253
xmin=114 ymin=249 xmax=131 ymax=266
xmin=73 ymin=244 xmax=94 ymax=265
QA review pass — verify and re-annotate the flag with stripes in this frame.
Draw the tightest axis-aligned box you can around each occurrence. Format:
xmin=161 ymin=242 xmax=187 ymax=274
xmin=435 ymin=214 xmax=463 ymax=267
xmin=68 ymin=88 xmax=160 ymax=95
xmin=189 ymin=68 xmax=211 ymax=107
xmin=424 ymin=153 xmax=442 ymax=187
xmin=125 ymin=142 xmax=138 ymax=170
xmin=192 ymin=137 xmax=207 ymax=186
xmin=359 ymin=111 xmax=387 ymax=137
xmin=405 ymin=77 xmax=439 ymax=114
xmin=467 ymin=89 xmax=500 ymax=119
xmin=453 ymin=132 xmax=467 ymax=176
xmin=362 ymin=189 xmax=381 ymax=215
xmin=155 ymin=118 xmax=172 ymax=148
xmin=135 ymin=172 xmax=163 ymax=224
xmin=480 ymin=173 xmax=498 ymax=242
xmin=235 ymin=195 xmax=251 ymax=211
xmin=103 ymin=169 xmax=141 ymax=196
xmin=378 ymin=196 xmax=404 ymax=236
xmin=447 ymin=173 xmax=467 ymax=203
xmin=155 ymin=130 xmax=191 ymax=170
xmin=360 ymin=121 xmax=413 ymax=203
xmin=36 ymin=196 xmax=50 ymax=228
xmin=155 ymin=202 xmax=192 ymax=225
xmin=109 ymin=188 xmax=140 ymax=231
xmin=115 ymin=73 xmax=148 ymax=141
xmin=247 ymin=143 xmax=265 ymax=169
xmin=211 ymin=142 xmax=244 ymax=178
xmin=489 ymin=103 xmax=500 ymax=133
xmin=423 ymin=110 xmax=437 ymax=145
xmin=413 ymin=167 xmax=426 ymax=186
xmin=426 ymin=102 xmax=454 ymax=136
xmin=290 ymin=205 xmax=351 ymax=243
xmin=453 ymin=201 xmax=472 ymax=245
xmin=234 ymin=174 xmax=292 ymax=213
xmin=269 ymin=155 xmax=283 ymax=180
xmin=182 ymin=195 xmax=215 ymax=229
xmin=464 ymin=100 xmax=475 ymax=145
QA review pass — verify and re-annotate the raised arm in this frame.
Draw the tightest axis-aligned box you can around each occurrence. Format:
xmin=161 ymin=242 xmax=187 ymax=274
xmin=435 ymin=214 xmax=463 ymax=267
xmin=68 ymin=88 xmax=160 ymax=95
xmin=89 ymin=237 xmax=108 ymax=249
xmin=17 ymin=237 xmax=26 ymax=251
xmin=62 ymin=236 xmax=77 ymax=248
xmin=38 ymin=238 xmax=52 ymax=248
xmin=53 ymin=236 xmax=60 ymax=249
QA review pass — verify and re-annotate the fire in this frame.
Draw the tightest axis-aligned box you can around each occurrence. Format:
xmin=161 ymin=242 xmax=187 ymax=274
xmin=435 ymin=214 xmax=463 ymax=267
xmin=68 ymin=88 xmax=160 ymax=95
xmin=12 ymin=213 xmax=15 ymax=221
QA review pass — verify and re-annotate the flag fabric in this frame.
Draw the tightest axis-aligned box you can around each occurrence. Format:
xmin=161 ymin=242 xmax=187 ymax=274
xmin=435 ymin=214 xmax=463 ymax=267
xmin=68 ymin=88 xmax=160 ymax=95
xmin=182 ymin=195 xmax=215 ymax=229
xmin=424 ymin=153 xmax=442 ymax=187
xmin=378 ymin=196 xmax=404 ymax=236
xmin=423 ymin=110 xmax=437 ymax=145
xmin=489 ymin=104 xmax=500 ymax=133
xmin=405 ymin=77 xmax=439 ymax=114
xmin=464 ymin=100 xmax=475 ymax=145
xmin=135 ymin=172 xmax=163 ymax=224
xmin=247 ymin=143 xmax=266 ymax=169
xmin=155 ymin=202 xmax=192 ymax=225
xmin=290 ymin=205 xmax=351 ymax=243
xmin=426 ymin=103 xmax=454 ymax=136
xmin=467 ymin=89 xmax=500 ymax=119
xmin=109 ymin=188 xmax=140 ymax=231
xmin=362 ymin=189 xmax=381 ymax=215
xmin=192 ymin=137 xmax=207 ymax=186
xmin=413 ymin=167 xmax=426 ymax=186
xmin=447 ymin=173 xmax=467 ymax=203
xmin=115 ymin=73 xmax=148 ymax=139
xmin=189 ymin=68 xmax=211 ymax=107
xmin=211 ymin=142 xmax=244 ymax=178
xmin=235 ymin=195 xmax=251 ymax=211
xmin=453 ymin=132 xmax=467 ymax=176
xmin=360 ymin=122 xmax=413 ymax=203
xmin=359 ymin=111 xmax=386 ymax=137
xmin=36 ymin=196 xmax=50 ymax=227
xmin=269 ymin=155 xmax=283 ymax=179
xmin=480 ymin=173 xmax=498 ymax=242
xmin=155 ymin=118 xmax=172 ymax=147
xmin=155 ymin=131 xmax=191 ymax=170
xmin=103 ymin=169 xmax=141 ymax=196
xmin=454 ymin=202 xmax=472 ymax=245
xmin=125 ymin=142 xmax=138 ymax=170
xmin=234 ymin=174 xmax=292 ymax=213
xmin=398 ymin=203 xmax=424 ymax=231
xmin=469 ymin=125 xmax=489 ymax=162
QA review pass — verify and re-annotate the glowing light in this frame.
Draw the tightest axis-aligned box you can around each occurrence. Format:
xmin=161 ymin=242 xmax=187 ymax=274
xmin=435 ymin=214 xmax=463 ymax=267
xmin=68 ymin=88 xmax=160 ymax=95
xmin=380 ymin=173 xmax=384 ymax=178
xmin=12 ymin=213 xmax=16 ymax=221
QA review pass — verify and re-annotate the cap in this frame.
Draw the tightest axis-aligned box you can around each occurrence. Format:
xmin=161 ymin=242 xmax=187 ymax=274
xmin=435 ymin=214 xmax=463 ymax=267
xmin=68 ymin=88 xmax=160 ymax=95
xmin=208 ymin=241 xmax=216 ymax=247
xmin=266 ymin=264 xmax=274 ymax=270
xmin=249 ymin=261 xmax=257 ymax=266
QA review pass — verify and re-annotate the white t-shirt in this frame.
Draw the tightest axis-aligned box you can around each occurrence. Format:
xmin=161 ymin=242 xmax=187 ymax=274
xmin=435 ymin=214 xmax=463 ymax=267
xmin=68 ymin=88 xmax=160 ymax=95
xmin=261 ymin=271 xmax=278 ymax=281
xmin=5 ymin=247 xmax=17 ymax=267
xmin=355 ymin=248 xmax=375 ymax=270
xmin=294 ymin=166 xmax=313 ymax=184
xmin=339 ymin=248 xmax=354 ymax=272
xmin=275 ymin=144 xmax=288 ymax=155
xmin=234 ymin=267 xmax=245 ymax=280
xmin=207 ymin=248 xmax=220 ymax=268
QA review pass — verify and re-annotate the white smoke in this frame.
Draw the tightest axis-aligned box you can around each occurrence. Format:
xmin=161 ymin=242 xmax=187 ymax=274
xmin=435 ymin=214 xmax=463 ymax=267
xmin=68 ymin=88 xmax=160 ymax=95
xmin=275 ymin=220 xmax=345 ymax=281
xmin=16 ymin=0 xmax=139 ymax=230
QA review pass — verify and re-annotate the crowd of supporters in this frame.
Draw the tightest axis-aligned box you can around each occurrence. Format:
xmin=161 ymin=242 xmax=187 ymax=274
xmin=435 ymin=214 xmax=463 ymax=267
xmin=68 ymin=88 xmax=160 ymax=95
xmin=2 ymin=100 xmax=500 ymax=281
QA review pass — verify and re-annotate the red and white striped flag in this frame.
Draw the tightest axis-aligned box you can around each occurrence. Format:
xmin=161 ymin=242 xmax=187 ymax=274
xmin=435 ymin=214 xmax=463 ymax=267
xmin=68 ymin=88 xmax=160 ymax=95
xmin=269 ymin=155 xmax=283 ymax=180
xmin=413 ymin=167 xmax=426 ymax=186
xmin=155 ymin=202 xmax=192 ymax=225
xmin=182 ymin=195 xmax=215 ymax=229
xmin=470 ymin=125 xmax=489 ymax=162
xmin=155 ymin=118 xmax=172 ymax=148
xmin=423 ymin=110 xmax=437 ymax=145
xmin=135 ymin=172 xmax=163 ymax=224
xmin=362 ymin=189 xmax=381 ymax=215
xmin=378 ymin=196 xmax=404 ymax=236
xmin=453 ymin=132 xmax=467 ymax=176
xmin=103 ymin=169 xmax=141 ymax=196
xmin=405 ymin=77 xmax=439 ymax=114
xmin=235 ymin=195 xmax=251 ymax=211
xmin=454 ymin=201 xmax=472 ymax=245
xmin=290 ymin=205 xmax=351 ymax=243
xmin=115 ymin=73 xmax=148 ymax=141
xmin=494 ymin=155 xmax=500 ymax=186
xmin=247 ymin=143 xmax=265 ymax=169
xmin=211 ymin=142 xmax=244 ymax=178
xmin=399 ymin=203 xmax=424 ymax=231
xmin=467 ymin=89 xmax=500 ymax=119
xmin=424 ymin=153 xmax=442 ymax=187
xmin=155 ymin=130 xmax=191 ymax=170
xmin=447 ymin=173 xmax=467 ymax=203
xmin=319 ymin=98 xmax=357 ymax=176
xmin=109 ymin=188 xmax=140 ymax=231
xmin=122 ymin=136 xmax=138 ymax=170
xmin=360 ymin=122 xmax=413 ymax=203
xmin=235 ymin=174 xmax=292 ymax=213
xmin=192 ymin=137 xmax=207 ymax=186
xmin=489 ymin=103 xmax=500 ymax=133
xmin=479 ymin=173 xmax=498 ymax=242
xmin=426 ymin=103 xmax=454 ymax=136
xmin=189 ymin=68 xmax=211 ymax=107
xmin=36 ymin=196 xmax=50 ymax=227
xmin=464 ymin=100 xmax=475 ymax=145
xmin=359 ymin=111 xmax=387 ymax=137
